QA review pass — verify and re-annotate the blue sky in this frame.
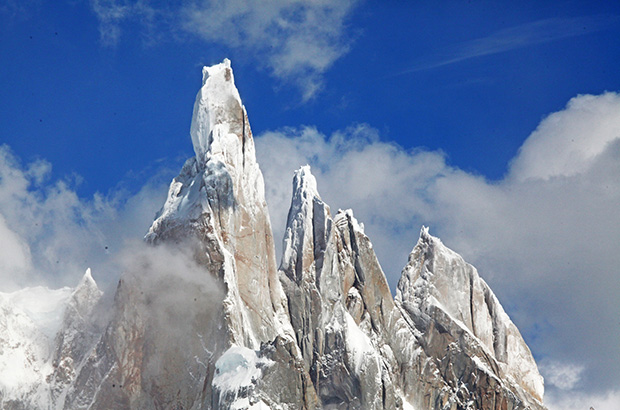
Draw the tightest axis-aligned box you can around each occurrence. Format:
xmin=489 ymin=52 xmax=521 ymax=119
xmin=2 ymin=1 xmax=620 ymax=409
xmin=2 ymin=1 xmax=619 ymax=188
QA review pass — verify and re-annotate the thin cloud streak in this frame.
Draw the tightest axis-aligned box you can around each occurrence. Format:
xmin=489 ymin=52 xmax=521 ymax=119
xmin=401 ymin=15 xmax=620 ymax=74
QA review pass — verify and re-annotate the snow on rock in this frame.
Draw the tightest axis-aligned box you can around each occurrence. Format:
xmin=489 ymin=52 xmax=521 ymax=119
xmin=213 ymin=345 xmax=271 ymax=393
xmin=0 ymin=269 xmax=101 ymax=409
xmin=66 ymin=268 xmax=102 ymax=319
xmin=280 ymin=165 xmax=327 ymax=284
xmin=191 ymin=58 xmax=243 ymax=163
xmin=279 ymin=165 xmax=408 ymax=409
xmin=0 ymin=288 xmax=60 ymax=401
xmin=49 ymin=269 xmax=103 ymax=408
xmin=3 ymin=286 xmax=72 ymax=339
xmin=146 ymin=59 xmax=291 ymax=350
xmin=396 ymin=226 xmax=545 ymax=403
xmin=213 ymin=345 xmax=273 ymax=410
xmin=0 ymin=59 xmax=548 ymax=410
xmin=343 ymin=311 xmax=376 ymax=374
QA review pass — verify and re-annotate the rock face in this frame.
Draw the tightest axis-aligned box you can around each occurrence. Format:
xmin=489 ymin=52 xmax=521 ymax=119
xmin=277 ymin=167 xmax=545 ymax=410
xmin=394 ymin=229 xmax=544 ymax=410
xmin=145 ymin=59 xmax=290 ymax=349
xmin=0 ymin=60 xmax=546 ymax=410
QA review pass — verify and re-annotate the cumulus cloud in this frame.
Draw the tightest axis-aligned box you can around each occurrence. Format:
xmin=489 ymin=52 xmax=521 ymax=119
xmin=539 ymin=360 xmax=584 ymax=391
xmin=509 ymin=92 xmax=620 ymax=181
xmin=89 ymin=0 xmax=358 ymax=99
xmin=0 ymin=145 xmax=170 ymax=291
xmin=254 ymin=92 xmax=620 ymax=402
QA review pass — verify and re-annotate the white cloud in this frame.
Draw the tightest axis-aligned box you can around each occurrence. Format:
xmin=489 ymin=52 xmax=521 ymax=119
xmin=0 ymin=145 xmax=170 ymax=291
xmin=0 ymin=0 xmax=40 ymax=19
xmin=509 ymin=92 xmax=620 ymax=181
xmin=0 ymin=214 xmax=32 ymax=288
xmin=545 ymin=389 xmax=620 ymax=410
xmin=539 ymin=360 xmax=585 ymax=391
xmin=182 ymin=0 xmax=358 ymax=99
xmin=88 ymin=0 xmax=358 ymax=99
xmin=254 ymin=91 xmax=620 ymax=398
xmin=90 ymin=0 xmax=138 ymax=46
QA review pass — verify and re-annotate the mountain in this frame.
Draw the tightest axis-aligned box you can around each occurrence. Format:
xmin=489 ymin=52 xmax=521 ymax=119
xmin=0 ymin=270 xmax=102 ymax=409
xmin=0 ymin=59 xmax=546 ymax=410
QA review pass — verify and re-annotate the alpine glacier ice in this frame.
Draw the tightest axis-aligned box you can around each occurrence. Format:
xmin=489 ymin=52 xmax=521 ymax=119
xmin=0 ymin=269 xmax=101 ymax=410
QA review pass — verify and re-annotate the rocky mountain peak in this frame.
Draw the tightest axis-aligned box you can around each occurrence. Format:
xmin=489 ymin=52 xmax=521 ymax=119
xmin=65 ymin=268 xmax=103 ymax=321
xmin=191 ymin=58 xmax=244 ymax=164
xmin=396 ymin=226 xmax=545 ymax=404
xmin=280 ymin=165 xmax=330 ymax=284
xmin=0 ymin=60 xmax=547 ymax=410
xmin=292 ymin=165 xmax=320 ymax=201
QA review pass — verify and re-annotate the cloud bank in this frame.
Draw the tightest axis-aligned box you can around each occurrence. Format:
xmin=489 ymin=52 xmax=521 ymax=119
xmin=254 ymin=92 xmax=620 ymax=407
xmin=89 ymin=0 xmax=358 ymax=99
xmin=0 ymin=145 xmax=170 ymax=291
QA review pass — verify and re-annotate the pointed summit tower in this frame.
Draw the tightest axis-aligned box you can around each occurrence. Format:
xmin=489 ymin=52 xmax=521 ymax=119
xmin=147 ymin=59 xmax=289 ymax=348
xmin=62 ymin=60 xmax=303 ymax=410
xmin=190 ymin=59 xmax=245 ymax=163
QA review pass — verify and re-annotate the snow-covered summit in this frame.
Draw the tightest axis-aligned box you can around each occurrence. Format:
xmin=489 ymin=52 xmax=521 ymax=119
xmin=0 ymin=285 xmax=72 ymax=340
xmin=148 ymin=58 xmax=266 ymax=240
xmin=280 ymin=165 xmax=329 ymax=282
xmin=65 ymin=268 xmax=102 ymax=320
xmin=147 ymin=59 xmax=290 ymax=352
xmin=292 ymin=165 xmax=320 ymax=200
xmin=191 ymin=58 xmax=245 ymax=164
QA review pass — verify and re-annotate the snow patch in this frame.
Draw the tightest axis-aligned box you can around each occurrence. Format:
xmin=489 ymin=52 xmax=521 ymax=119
xmin=293 ymin=165 xmax=320 ymax=200
xmin=0 ymin=285 xmax=72 ymax=405
xmin=2 ymin=286 xmax=72 ymax=339
xmin=401 ymin=398 xmax=416 ymax=410
xmin=344 ymin=312 xmax=375 ymax=373
xmin=334 ymin=209 xmax=365 ymax=234
xmin=213 ymin=345 xmax=271 ymax=393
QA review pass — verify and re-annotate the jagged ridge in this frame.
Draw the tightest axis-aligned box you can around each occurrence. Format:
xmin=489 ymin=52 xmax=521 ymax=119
xmin=0 ymin=60 xmax=546 ymax=410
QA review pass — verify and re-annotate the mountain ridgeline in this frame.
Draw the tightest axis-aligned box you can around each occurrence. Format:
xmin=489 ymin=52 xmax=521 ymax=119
xmin=0 ymin=60 xmax=546 ymax=410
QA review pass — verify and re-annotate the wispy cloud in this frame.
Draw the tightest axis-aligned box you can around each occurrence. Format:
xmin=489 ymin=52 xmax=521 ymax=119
xmin=402 ymin=15 xmax=620 ymax=73
xmin=539 ymin=359 xmax=585 ymax=391
xmin=545 ymin=389 xmax=620 ymax=410
xmin=0 ymin=145 xmax=170 ymax=291
xmin=87 ymin=0 xmax=358 ymax=100
xmin=90 ymin=0 xmax=153 ymax=46
xmin=182 ymin=0 xmax=357 ymax=100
